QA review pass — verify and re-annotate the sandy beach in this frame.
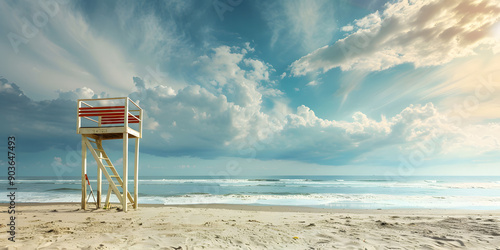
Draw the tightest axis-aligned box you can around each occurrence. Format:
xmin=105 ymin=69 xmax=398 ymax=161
xmin=0 ymin=203 xmax=499 ymax=249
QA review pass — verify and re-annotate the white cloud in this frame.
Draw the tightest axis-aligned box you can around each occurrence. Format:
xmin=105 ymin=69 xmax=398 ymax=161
xmin=0 ymin=82 xmax=17 ymax=94
xmin=130 ymin=45 xmax=286 ymax=156
xmin=291 ymin=0 xmax=500 ymax=75
xmin=146 ymin=119 xmax=160 ymax=130
xmin=279 ymin=102 xmax=500 ymax=164
xmin=128 ymin=71 xmax=500 ymax=164
xmin=2 ymin=72 xmax=499 ymax=166
xmin=341 ymin=25 xmax=354 ymax=32
xmin=130 ymin=82 xmax=283 ymax=155
xmin=244 ymin=42 xmax=255 ymax=52
xmin=355 ymin=11 xmax=381 ymax=28
xmin=155 ymin=85 xmax=177 ymax=97
xmin=193 ymin=45 xmax=280 ymax=107
xmin=194 ymin=46 xmax=245 ymax=87
xmin=306 ymin=80 xmax=319 ymax=86
xmin=244 ymin=58 xmax=271 ymax=82
xmin=57 ymin=87 xmax=102 ymax=100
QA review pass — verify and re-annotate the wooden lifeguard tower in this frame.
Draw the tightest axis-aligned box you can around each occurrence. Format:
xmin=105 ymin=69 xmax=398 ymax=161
xmin=77 ymin=97 xmax=143 ymax=212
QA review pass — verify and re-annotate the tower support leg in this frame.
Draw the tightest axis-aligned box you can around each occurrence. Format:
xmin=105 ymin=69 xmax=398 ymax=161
xmin=97 ymin=140 xmax=102 ymax=208
xmin=122 ymin=132 xmax=128 ymax=212
xmin=105 ymin=185 xmax=112 ymax=209
xmin=81 ymin=135 xmax=87 ymax=210
xmin=134 ymin=138 xmax=140 ymax=209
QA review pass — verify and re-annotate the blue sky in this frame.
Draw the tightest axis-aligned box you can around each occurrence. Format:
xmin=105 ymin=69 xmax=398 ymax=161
xmin=1 ymin=0 xmax=500 ymax=177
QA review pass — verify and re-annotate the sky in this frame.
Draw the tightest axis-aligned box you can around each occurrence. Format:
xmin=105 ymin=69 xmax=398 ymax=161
xmin=1 ymin=0 xmax=500 ymax=177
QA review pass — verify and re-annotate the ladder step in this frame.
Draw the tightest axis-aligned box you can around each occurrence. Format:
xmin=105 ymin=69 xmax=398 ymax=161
xmin=109 ymin=183 xmax=121 ymax=187
xmin=104 ymin=165 xmax=113 ymax=168
xmin=98 ymin=157 xmax=109 ymax=159
xmin=110 ymin=175 xmax=120 ymax=178
xmin=93 ymin=148 xmax=104 ymax=152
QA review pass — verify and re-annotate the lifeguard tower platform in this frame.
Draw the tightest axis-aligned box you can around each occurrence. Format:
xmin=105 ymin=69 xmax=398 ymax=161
xmin=77 ymin=97 xmax=143 ymax=212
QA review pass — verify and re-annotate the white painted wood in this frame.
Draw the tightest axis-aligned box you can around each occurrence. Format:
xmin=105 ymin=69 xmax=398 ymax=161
xmin=123 ymin=99 xmax=129 ymax=212
xmin=78 ymin=97 xmax=127 ymax=102
xmin=139 ymin=108 xmax=143 ymax=138
xmin=80 ymin=101 xmax=93 ymax=107
xmin=124 ymin=98 xmax=129 ymax=130
xmin=97 ymin=139 xmax=102 ymax=208
xmin=83 ymin=117 xmax=99 ymax=123
xmin=134 ymin=138 xmax=139 ymax=209
xmin=81 ymin=135 xmax=87 ymax=210
xmin=105 ymin=185 xmax=111 ymax=209
xmin=130 ymin=128 xmax=140 ymax=138
xmin=128 ymin=113 xmax=140 ymax=122
xmin=77 ymin=101 xmax=81 ymax=134
xmin=79 ymin=126 xmax=126 ymax=134
xmin=128 ymin=98 xmax=140 ymax=109
xmin=123 ymin=132 xmax=128 ymax=212
xmin=78 ymin=127 xmax=140 ymax=138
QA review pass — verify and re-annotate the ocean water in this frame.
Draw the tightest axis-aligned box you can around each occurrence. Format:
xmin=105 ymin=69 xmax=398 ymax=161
xmin=1 ymin=176 xmax=499 ymax=209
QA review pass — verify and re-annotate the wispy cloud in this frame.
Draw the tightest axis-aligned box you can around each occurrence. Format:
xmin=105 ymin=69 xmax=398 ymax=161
xmin=0 ymin=1 xmax=213 ymax=100
xmin=306 ymin=78 xmax=322 ymax=87
xmin=0 ymin=1 xmax=136 ymax=99
xmin=260 ymin=0 xmax=337 ymax=52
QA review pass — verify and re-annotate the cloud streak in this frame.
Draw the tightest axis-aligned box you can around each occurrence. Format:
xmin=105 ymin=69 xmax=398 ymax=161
xmin=260 ymin=0 xmax=336 ymax=51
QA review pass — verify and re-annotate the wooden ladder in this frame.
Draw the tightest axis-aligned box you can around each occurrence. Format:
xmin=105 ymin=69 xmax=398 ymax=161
xmin=83 ymin=137 xmax=135 ymax=209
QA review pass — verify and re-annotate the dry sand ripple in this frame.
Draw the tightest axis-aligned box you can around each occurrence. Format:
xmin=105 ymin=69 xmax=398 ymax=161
xmin=1 ymin=203 xmax=499 ymax=249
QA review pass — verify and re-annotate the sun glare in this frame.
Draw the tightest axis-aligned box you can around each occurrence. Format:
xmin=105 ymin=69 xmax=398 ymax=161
xmin=493 ymin=21 xmax=500 ymax=40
